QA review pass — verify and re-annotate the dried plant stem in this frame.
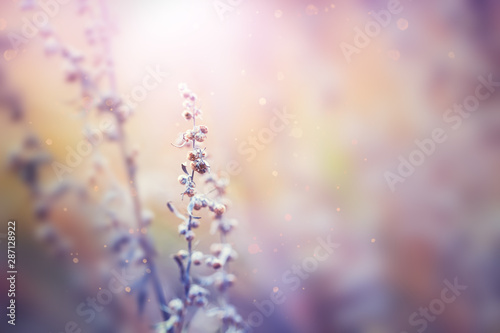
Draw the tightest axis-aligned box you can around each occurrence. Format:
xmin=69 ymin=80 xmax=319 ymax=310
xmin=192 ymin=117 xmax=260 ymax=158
xmin=184 ymin=115 xmax=197 ymax=298
xmin=168 ymin=84 xmax=247 ymax=332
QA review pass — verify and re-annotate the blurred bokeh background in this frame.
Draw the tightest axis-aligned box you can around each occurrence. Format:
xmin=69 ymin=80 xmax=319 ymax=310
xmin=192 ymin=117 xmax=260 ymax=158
xmin=1 ymin=0 xmax=500 ymax=332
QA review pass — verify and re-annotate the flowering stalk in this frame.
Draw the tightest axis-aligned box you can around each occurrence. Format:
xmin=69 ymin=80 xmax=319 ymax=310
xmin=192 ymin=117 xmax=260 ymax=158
xmin=164 ymin=84 xmax=247 ymax=333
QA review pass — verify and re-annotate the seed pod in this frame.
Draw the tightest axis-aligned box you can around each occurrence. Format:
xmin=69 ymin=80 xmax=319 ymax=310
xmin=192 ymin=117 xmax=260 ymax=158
xmin=221 ymin=306 xmax=241 ymax=325
xmin=199 ymin=125 xmax=208 ymax=134
xmin=192 ymin=251 xmax=203 ymax=265
xmin=178 ymin=224 xmax=187 ymax=235
xmin=175 ymin=249 xmax=189 ymax=260
xmin=184 ymin=130 xmax=195 ymax=141
xmin=195 ymin=297 xmax=207 ymax=307
xmin=200 ymin=198 xmax=209 ymax=208
xmin=211 ymin=259 xmax=222 ymax=269
xmin=178 ymin=175 xmax=189 ymax=185
xmin=213 ymin=204 xmax=226 ymax=216
xmin=168 ymin=298 xmax=184 ymax=315
xmin=182 ymin=110 xmax=192 ymax=120
xmin=184 ymin=188 xmax=196 ymax=197
xmin=193 ymin=200 xmax=202 ymax=210
xmin=191 ymin=160 xmax=209 ymax=174
xmin=194 ymin=133 xmax=206 ymax=142
xmin=215 ymin=273 xmax=236 ymax=291
xmin=188 ymin=285 xmax=209 ymax=300
xmin=187 ymin=151 xmax=197 ymax=161
xmin=192 ymin=195 xmax=203 ymax=207
xmin=204 ymin=256 xmax=215 ymax=267
xmin=185 ymin=230 xmax=195 ymax=241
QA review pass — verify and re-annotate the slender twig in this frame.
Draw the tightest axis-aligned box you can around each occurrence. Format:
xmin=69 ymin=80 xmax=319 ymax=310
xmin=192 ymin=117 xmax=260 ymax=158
xmin=184 ymin=110 xmax=197 ymax=298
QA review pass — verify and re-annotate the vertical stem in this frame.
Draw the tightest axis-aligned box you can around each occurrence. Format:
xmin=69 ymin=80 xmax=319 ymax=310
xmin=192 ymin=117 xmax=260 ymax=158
xmin=184 ymin=214 xmax=192 ymax=298
xmin=184 ymin=105 xmax=197 ymax=298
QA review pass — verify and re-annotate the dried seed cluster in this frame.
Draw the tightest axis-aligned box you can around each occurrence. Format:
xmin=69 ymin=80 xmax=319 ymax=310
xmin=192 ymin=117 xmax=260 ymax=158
xmin=166 ymin=84 xmax=248 ymax=332
xmin=187 ymin=285 xmax=209 ymax=307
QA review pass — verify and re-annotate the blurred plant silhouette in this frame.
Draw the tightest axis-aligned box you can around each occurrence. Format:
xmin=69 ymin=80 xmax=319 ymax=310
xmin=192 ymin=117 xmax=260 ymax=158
xmin=12 ymin=0 xmax=174 ymax=326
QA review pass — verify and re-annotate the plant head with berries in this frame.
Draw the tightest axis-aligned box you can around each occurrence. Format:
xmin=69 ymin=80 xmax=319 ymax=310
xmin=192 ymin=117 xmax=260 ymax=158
xmin=165 ymin=84 xmax=248 ymax=333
